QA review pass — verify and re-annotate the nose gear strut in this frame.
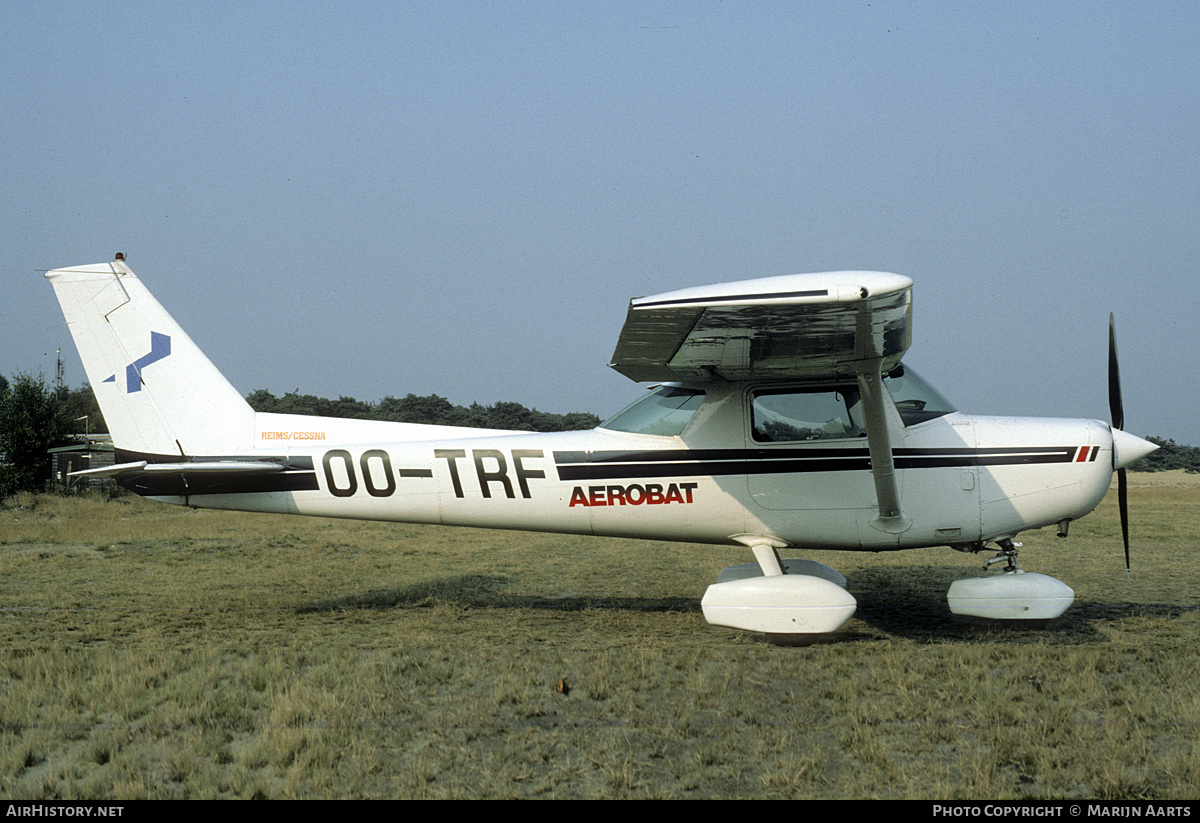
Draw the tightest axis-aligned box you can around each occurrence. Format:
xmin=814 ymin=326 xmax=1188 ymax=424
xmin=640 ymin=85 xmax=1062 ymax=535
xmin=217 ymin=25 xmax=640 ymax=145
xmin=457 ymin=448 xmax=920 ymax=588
xmin=983 ymin=538 xmax=1023 ymax=574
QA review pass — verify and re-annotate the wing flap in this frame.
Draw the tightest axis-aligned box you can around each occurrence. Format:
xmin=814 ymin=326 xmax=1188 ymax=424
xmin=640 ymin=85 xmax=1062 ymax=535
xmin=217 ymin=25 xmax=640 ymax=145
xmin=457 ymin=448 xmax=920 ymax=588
xmin=609 ymin=271 xmax=912 ymax=382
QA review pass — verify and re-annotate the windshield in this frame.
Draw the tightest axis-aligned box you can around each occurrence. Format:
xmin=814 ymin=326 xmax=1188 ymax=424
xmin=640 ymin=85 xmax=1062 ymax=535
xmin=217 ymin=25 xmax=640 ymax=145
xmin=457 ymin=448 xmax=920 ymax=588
xmin=600 ymin=386 xmax=705 ymax=436
xmin=882 ymin=365 xmax=957 ymax=426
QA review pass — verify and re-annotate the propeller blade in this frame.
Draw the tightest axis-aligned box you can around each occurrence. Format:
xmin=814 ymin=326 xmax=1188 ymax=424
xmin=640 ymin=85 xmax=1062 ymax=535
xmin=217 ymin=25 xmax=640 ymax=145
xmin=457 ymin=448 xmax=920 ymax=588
xmin=1109 ymin=313 xmax=1132 ymax=586
xmin=1108 ymin=313 xmax=1124 ymax=433
xmin=1118 ymin=466 xmax=1130 ymax=584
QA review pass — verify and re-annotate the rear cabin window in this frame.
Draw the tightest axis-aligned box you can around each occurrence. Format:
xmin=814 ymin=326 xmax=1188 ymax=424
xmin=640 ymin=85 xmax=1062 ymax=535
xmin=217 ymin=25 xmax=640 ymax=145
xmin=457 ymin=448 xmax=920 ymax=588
xmin=600 ymin=386 xmax=705 ymax=436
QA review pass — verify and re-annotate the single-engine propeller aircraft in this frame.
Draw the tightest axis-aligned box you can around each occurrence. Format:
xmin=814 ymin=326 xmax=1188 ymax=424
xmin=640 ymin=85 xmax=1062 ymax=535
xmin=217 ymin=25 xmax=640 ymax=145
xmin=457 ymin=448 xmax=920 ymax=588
xmin=48 ymin=255 xmax=1157 ymax=641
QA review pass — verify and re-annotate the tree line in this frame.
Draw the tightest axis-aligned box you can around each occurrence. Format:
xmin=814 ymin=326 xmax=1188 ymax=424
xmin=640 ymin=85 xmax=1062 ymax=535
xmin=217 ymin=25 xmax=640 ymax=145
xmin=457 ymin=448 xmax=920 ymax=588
xmin=244 ymin=389 xmax=601 ymax=432
xmin=1133 ymin=437 xmax=1200 ymax=473
xmin=0 ymin=374 xmax=104 ymax=494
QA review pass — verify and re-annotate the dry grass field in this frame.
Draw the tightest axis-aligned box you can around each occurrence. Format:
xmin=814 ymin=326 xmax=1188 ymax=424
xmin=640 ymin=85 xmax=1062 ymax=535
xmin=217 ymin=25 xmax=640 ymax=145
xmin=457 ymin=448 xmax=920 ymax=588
xmin=2 ymin=473 xmax=1198 ymax=799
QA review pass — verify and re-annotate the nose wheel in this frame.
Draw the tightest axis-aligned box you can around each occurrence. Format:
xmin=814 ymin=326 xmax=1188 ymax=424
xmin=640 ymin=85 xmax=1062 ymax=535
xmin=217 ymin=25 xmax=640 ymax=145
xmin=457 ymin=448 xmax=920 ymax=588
xmin=948 ymin=537 xmax=1074 ymax=622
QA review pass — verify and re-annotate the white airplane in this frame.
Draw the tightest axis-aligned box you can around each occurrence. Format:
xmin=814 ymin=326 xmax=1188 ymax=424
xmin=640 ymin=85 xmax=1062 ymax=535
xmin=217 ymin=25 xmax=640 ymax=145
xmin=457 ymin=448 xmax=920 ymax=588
xmin=47 ymin=255 xmax=1158 ymax=642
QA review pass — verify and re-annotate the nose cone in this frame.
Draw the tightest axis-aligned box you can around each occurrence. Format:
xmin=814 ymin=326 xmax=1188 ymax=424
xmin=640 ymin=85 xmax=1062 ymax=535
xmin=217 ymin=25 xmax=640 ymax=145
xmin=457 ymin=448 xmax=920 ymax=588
xmin=1112 ymin=429 xmax=1159 ymax=469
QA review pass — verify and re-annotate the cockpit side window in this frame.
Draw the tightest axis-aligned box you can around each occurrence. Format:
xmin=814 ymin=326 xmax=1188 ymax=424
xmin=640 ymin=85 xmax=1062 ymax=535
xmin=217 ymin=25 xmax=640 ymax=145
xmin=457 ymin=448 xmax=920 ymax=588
xmin=751 ymin=386 xmax=865 ymax=442
xmin=600 ymin=386 xmax=706 ymax=436
xmin=882 ymin=365 xmax=957 ymax=426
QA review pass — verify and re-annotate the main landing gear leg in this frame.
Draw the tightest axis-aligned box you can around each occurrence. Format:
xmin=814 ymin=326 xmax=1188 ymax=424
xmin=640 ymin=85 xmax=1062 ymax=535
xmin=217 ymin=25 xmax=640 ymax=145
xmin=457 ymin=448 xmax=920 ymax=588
xmin=750 ymin=542 xmax=785 ymax=577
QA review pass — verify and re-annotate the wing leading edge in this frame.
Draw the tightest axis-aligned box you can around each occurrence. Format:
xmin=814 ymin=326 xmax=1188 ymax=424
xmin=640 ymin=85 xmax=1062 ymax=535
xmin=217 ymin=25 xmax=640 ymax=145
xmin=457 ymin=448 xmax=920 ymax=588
xmin=609 ymin=271 xmax=912 ymax=383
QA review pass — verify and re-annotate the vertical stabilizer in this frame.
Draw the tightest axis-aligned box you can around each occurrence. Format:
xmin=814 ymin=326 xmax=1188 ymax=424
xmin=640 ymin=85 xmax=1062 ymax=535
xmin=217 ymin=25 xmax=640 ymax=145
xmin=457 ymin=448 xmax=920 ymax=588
xmin=46 ymin=258 xmax=255 ymax=457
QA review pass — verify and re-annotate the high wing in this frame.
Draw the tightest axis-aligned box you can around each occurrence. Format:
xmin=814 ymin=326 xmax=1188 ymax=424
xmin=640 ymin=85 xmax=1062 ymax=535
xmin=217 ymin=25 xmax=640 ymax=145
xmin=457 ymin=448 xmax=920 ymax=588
xmin=609 ymin=271 xmax=912 ymax=383
xmin=610 ymin=270 xmax=914 ymax=533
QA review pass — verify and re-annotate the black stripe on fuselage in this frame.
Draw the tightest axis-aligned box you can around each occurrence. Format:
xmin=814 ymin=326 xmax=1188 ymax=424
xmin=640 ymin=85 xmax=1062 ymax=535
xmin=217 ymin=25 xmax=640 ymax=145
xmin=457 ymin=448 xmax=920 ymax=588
xmin=552 ymin=446 xmax=1078 ymax=482
xmin=113 ymin=450 xmax=320 ymax=497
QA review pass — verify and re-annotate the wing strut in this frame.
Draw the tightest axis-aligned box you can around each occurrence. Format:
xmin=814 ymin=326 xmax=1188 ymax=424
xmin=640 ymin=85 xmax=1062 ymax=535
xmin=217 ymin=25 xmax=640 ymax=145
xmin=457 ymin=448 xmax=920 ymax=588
xmin=852 ymin=298 xmax=911 ymax=534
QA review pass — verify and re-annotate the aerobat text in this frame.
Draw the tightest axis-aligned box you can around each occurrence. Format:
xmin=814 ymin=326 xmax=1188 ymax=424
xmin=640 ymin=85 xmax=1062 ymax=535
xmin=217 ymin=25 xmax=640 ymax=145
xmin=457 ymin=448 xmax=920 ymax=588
xmin=568 ymin=482 xmax=698 ymax=507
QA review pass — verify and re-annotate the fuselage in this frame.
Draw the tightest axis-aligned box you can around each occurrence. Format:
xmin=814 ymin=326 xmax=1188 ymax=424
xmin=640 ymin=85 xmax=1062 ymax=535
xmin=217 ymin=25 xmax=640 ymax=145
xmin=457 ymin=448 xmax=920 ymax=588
xmin=124 ymin=376 xmax=1117 ymax=553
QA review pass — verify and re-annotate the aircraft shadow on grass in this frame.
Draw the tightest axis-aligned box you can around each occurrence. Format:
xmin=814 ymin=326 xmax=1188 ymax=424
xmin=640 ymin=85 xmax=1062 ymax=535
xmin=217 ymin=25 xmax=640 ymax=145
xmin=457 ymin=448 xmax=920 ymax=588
xmin=295 ymin=568 xmax=1195 ymax=645
xmin=295 ymin=574 xmax=697 ymax=615
xmin=848 ymin=565 xmax=1197 ymax=643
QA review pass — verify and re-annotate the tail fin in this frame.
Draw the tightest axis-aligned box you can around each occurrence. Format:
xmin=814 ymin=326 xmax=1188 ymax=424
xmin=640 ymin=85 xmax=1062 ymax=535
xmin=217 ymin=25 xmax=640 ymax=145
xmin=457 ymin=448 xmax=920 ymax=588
xmin=46 ymin=257 xmax=255 ymax=457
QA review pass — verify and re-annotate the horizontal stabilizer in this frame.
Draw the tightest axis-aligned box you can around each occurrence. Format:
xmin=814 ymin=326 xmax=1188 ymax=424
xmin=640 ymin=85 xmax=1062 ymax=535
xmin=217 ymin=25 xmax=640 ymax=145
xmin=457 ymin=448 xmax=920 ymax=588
xmin=70 ymin=460 xmax=286 ymax=478
xmin=68 ymin=461 xmax=149 ymax=478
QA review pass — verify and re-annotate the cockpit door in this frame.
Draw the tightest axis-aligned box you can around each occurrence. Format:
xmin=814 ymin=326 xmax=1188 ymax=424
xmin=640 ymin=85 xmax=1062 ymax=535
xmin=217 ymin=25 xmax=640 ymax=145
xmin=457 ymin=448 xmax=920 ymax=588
xmin=745 ymin=384 xmax=882 ymax=512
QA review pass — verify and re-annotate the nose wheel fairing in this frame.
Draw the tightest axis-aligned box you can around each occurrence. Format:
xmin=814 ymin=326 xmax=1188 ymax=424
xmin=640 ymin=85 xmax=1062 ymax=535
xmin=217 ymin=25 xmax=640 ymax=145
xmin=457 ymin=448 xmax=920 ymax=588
xmin=947 ymin=571 xmax=1074 ymax=622
xmin=947 ymin=538 xmax=1074 ymax=622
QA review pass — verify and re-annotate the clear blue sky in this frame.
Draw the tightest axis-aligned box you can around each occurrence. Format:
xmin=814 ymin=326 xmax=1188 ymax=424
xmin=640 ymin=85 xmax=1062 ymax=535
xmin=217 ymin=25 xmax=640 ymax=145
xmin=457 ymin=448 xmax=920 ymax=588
xmin=4 ymin=2 xmax=1197 ymax=442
